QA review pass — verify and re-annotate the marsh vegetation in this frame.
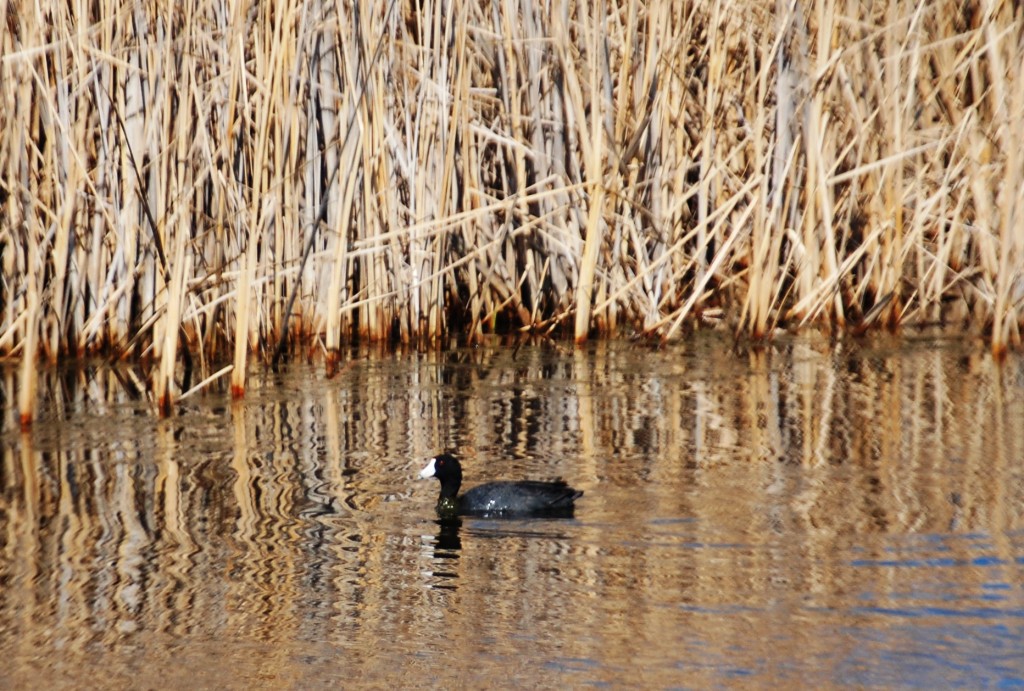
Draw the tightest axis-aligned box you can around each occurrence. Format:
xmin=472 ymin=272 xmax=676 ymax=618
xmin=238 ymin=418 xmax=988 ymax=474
xmin=2 ymin=0 xmax=1022 ymax=418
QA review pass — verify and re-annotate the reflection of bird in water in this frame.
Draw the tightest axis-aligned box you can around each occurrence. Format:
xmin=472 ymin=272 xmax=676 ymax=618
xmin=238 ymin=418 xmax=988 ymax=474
xmin=427 ymin=518 xmax=462 ymax=591
xmin=434 ymin=518 xmax=463 ymax=552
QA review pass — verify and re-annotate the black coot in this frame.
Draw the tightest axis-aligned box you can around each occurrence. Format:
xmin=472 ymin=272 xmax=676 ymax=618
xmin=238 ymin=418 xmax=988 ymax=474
xmin=419 ymin=453 xmax=583 ymax=518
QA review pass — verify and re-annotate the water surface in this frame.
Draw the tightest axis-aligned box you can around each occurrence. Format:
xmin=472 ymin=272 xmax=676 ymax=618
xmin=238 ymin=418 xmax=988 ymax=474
xmin=2 ymin=334 xmax=1023 ymax=687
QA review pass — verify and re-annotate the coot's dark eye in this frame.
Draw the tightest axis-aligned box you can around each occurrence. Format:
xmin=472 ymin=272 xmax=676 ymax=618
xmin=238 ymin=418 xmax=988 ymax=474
xmin=436 ymin=458 xmax=445 ymax=468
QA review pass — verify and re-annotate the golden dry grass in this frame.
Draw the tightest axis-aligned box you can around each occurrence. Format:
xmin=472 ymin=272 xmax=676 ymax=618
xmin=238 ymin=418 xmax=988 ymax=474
xmin=1 ymin=0 xmax=1022 ymax=416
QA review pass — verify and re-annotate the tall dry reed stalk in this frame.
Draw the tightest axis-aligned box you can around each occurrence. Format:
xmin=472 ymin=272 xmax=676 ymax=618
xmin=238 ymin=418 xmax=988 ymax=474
xmin=2 ymin=0 xmax=1022 ymax=420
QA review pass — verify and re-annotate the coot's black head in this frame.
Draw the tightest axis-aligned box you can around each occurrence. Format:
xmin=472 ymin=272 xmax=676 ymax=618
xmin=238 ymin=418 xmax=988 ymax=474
xmin=419 ymin=453 xmax=462 ymax=499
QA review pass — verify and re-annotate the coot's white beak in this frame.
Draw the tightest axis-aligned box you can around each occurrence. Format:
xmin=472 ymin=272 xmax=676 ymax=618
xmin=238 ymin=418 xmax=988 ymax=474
xmin=419 ymin=458 xmax=437 ymax=479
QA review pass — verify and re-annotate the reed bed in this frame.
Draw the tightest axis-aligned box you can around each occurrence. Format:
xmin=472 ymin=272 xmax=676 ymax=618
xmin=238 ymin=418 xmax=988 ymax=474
xmin=1 ymin=0 xmax=1022 ymax=417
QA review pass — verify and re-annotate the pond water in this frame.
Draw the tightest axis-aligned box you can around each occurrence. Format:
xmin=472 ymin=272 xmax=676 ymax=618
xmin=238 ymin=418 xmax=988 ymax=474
xmin=1 ymin=334 xmax=1023 ymax=688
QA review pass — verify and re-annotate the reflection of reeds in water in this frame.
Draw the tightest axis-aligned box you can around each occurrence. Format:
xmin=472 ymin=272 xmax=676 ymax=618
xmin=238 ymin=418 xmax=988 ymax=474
xmin=0 ymin=344 xmax=1018 ymax=683
xmin=1 ymin=2 xmax=1023 ymax=413
xmin=0 ymin=342 xmax=1022 ymax=683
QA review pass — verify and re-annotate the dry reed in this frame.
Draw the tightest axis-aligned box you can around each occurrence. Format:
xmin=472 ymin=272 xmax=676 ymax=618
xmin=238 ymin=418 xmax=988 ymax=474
xmin=2 ymin=0 xmax=1022 ymax=419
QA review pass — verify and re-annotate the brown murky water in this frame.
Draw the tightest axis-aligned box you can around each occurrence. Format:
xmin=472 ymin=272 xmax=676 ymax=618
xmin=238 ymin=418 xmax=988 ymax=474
xmin=2 ymin=334 xmax=1023 ymax=688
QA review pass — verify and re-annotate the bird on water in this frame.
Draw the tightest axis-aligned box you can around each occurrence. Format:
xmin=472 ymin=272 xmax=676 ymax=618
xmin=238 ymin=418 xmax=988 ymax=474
xmin=418 ymin=453 xmax=583 ymax=519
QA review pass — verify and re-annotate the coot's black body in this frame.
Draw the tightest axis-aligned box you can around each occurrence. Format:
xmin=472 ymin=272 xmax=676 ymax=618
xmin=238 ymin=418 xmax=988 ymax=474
xmin=419 ymin=453 xmax=582 ymax=518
